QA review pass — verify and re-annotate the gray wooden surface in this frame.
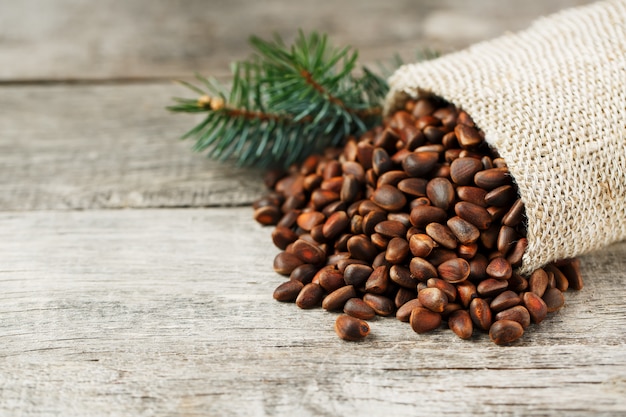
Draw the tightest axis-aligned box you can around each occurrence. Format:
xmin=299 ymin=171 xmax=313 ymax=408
xmin=2 ymin=1 xmax=625 ymax=416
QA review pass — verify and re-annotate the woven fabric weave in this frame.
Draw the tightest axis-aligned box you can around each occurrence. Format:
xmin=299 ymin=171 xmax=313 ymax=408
xmin=385 ymin=0 xmax=626 ymax=274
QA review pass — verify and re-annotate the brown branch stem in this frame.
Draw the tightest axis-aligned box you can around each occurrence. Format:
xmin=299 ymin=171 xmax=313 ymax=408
xmin=299 ymin=69 xmax=345 ymax=107
xmin=299 ymin=69 xmax=382 ymax=118
xmin=196 ymin=81 xmax=382 ymax=125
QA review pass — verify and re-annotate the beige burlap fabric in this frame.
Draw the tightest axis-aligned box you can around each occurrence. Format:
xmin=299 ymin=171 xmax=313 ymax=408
xmin=385 ymin=0 xmax=626 ymax=274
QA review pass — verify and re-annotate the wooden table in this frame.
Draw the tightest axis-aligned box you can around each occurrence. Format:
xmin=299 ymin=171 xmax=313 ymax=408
xmin=2 ymin=1 xmax=625 ymax=416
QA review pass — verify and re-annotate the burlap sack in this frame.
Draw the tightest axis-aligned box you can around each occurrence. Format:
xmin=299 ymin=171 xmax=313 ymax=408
xmin=385 ymin=0 xmax=626 ymax=274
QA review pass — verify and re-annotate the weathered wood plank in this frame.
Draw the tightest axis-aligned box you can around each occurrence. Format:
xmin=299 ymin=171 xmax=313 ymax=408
xmin=0 ymin=0 xmax=593 ymax=81
xmin=1 ymin=208 xmax=624 ymax=416
xmin=0 ymin=84 xmax=267 ymax=210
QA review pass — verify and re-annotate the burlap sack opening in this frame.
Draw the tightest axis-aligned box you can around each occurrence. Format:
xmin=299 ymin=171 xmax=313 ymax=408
xmin=385 ymin=0 xmax=626 ymax=274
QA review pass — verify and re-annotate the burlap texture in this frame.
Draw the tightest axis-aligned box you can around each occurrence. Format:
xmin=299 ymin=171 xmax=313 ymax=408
xmin=385 ymin=0 xmax=626 ymax=274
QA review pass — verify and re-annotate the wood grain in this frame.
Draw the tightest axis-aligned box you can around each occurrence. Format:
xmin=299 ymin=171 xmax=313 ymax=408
xmin=0 ymin=0 xmax=593 ymax=81
xmin=0 ymin=84 xmax=267 ymax=210
xmin=1 ymin=208 xmax=625 ymax=416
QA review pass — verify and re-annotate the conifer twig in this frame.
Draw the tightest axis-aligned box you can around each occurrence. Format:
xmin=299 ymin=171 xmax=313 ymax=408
xmin=168 ymin=31 xmax=388 ymax=168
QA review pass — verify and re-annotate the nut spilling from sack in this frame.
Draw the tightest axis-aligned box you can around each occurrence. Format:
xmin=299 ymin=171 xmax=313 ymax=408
xmin=253 ymin=97 xmax=584 ymax=345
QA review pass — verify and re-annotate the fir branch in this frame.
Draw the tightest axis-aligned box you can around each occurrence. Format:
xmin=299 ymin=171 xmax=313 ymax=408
xmin=169 ymin=31 xmax=438 ymax=168
xmin=168 ymin=31 xmax=387 ymax=168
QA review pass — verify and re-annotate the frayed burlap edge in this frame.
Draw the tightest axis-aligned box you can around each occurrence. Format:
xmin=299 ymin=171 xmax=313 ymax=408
xmin=385 ymin=0 xmax=626 ymax=274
